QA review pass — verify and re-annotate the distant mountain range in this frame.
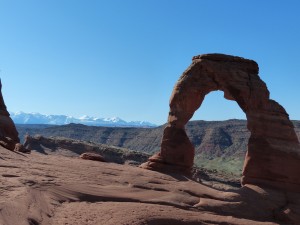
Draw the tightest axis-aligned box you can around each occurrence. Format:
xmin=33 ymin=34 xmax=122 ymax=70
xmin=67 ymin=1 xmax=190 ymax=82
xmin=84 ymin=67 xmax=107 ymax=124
xmin=10 ymin=112 xmax=156 ymax=127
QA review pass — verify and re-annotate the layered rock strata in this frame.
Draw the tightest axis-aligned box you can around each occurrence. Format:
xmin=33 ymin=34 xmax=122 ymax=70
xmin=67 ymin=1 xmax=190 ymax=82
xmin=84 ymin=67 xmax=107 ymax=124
xmin=141 ymin=54 xmax=300 ymax=192
xmin=0 ymin=79 xmax=26 ymax=152
xmin=24 ymin=135 xmax=150 ymax=164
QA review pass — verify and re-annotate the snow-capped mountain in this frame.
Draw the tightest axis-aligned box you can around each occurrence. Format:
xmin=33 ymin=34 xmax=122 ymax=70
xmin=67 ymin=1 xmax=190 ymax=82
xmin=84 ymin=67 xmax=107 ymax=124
xmin=9 ymin=112 xmax=156 ymax=127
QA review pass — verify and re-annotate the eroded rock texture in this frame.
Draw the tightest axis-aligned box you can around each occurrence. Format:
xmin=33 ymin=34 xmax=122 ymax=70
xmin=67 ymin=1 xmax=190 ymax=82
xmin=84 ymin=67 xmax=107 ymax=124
xmin=80 ymin=152 xmax=106 ymax=162
xmin=0 ymin=79 xmax=25 ymax=152
xmin=24 ymin=135 xmax=150 ymax=164
xmin=2 ymin=145 xmax=300 ymax=225
xmin=141 ymin=54 xmax=300 ymax=192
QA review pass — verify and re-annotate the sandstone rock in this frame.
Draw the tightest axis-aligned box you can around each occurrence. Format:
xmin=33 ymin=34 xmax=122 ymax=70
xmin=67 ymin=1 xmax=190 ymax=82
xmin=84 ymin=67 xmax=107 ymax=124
xmin=80 ymin=152 xmax=106 ymax=162
xmin=14 ymin=143 xmax=30 ymax=153
xmin=141 ymin=53 xmax=300 ymax=192
xmin=0 ymin=79 xmax=26 ymax=152
xmin=0 ymin=137 xmax=16 ymax=150
xmin=24 ymin=135 xmax=150 ymax=164
xmin=1 ymin=145 xmax=300 ymax=224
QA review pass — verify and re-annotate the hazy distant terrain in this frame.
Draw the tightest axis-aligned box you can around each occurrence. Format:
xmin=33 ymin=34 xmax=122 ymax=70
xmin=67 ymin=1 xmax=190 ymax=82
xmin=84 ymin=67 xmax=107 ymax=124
xmin=16 ymin=120 xmax=300 ymax=175
xmin=10 ymin=112 xmax=156 ymax=127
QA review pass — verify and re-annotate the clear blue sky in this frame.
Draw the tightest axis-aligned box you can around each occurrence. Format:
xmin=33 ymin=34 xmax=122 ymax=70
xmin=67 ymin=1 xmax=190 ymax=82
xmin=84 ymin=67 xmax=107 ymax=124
xmin=0 ymin=0 xmax=299 ymax=125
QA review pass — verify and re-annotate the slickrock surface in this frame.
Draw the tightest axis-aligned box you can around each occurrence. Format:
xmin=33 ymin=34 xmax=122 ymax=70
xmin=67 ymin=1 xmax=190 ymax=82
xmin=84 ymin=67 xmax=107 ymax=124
xmin=141 ymin=54 xmax=300 ymax=192
xmin=1 ymin=146 xmax=300 ymax=225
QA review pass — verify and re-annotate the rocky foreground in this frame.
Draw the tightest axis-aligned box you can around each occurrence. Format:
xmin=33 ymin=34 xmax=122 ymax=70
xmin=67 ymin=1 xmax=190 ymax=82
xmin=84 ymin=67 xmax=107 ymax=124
xmin=1 ymin=146 xmax=300 ymax=225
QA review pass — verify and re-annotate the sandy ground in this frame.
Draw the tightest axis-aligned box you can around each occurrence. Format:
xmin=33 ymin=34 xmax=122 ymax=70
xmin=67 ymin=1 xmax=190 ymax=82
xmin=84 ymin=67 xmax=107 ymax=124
xmin=0 ymin=146 xmax=299 ymax=225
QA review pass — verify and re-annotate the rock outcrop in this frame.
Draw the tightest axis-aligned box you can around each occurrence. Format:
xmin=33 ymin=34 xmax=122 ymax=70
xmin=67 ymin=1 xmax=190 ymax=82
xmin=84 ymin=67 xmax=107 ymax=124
xmin=24 ymin=135 xmax=150 ymax=164
xmin=141 ymin=53 xmax=300 ymax=192
xmin=0 ymin=79 xmax=26 ymax=152
xmin=80 ymin=152 xmax=106 ymax=162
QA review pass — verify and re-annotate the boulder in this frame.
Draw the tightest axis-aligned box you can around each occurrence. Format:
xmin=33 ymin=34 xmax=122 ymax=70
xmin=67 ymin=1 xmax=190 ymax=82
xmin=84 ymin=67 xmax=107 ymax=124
xmin=80 ymin=152 xmax=106 ymax=162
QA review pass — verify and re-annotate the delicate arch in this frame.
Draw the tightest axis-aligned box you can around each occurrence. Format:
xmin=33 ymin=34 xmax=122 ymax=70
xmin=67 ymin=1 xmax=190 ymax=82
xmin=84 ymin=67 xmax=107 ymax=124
xmin=141 ymin=54 xmax=300 ymax=192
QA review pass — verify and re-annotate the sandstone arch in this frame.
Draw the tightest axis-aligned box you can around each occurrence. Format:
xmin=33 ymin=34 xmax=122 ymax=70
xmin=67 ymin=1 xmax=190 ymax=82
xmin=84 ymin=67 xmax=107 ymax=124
xmin=141 ymin=54 xmax=300 ymax=192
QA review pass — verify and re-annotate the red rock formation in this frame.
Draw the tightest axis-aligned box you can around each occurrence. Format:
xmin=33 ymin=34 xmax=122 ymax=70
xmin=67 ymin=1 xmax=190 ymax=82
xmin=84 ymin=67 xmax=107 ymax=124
xmin=80 ymin=152 xmax=106 ymax=162
xmin=141 ymin=54 xmax=300 ymax=192
xmin=2 ymin=145 xmax=300 ymax=224
xmin=0 ymin=79 xmax=27 ymax=152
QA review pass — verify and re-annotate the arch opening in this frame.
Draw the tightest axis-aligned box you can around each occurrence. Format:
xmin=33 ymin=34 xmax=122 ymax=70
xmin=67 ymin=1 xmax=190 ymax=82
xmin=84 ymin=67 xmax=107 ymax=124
xmin=188 ymin=90 xmax=247 ymax=176
xmin=191 ymin=90 xmax=246 ymax=121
